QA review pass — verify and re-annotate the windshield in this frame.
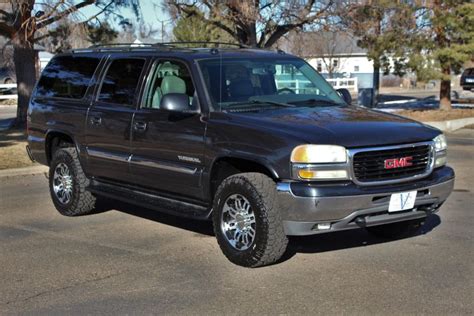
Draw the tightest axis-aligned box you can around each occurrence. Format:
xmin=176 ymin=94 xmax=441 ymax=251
xmin=198 ymin=57 xmax=346 ymax=111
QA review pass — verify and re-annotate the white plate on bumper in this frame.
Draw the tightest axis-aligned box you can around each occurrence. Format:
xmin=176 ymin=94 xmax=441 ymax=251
xmin=388 ymin=191 xmax=417 ymax=212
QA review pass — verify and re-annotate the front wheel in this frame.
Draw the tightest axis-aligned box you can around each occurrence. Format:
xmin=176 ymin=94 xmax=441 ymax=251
xmin=49 ymin=147 xmax=96 ymax=216
xmin=212 ymin=173 xmax=288 ymax=267
xmin=366 ymin=219 xmax=424 ymax=239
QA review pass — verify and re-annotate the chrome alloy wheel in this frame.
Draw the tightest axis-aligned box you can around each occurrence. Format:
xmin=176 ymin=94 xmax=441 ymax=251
xmin=52 ymin=163 xmax=73 ymax=204
xmin=221 ymin=194 xmax=256 ymax=251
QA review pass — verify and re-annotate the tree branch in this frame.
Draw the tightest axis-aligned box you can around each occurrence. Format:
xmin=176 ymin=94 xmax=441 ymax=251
xmin=36 ymin=0 xmax=95 ymax=29
xmin=79 ymin=0 xmax=114 ymax=24
xmin=263 ymin=0 xmax=334 ymax=48
xmin=0 ymin=22 xmax=15 ymax=38
xmin=0 ymin=9 xmax=12 ymax=18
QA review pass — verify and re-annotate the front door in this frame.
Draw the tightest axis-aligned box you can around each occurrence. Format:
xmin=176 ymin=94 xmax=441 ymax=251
xmin=85 ymin=57 xmax=147 ymax=183
xmin=129 ymin=59 xmax=206 ymax=200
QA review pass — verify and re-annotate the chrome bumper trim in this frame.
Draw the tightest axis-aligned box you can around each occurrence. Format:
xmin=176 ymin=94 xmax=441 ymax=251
xmin=277 ymin=178 xmax=454 ymax=236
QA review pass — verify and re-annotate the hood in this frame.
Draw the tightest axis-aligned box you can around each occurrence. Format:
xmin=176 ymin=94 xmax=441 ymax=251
xmin=229 ymin=106 xmax=439 ymax=148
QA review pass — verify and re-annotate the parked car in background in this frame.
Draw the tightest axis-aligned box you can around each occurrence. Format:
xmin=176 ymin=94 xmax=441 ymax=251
xmin=0 ymin=67 xmax=15 ymax=84
xmin=460 ymin=67 xmax=474 ymax=91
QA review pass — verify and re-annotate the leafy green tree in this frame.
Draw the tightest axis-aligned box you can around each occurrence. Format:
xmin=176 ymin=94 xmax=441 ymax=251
xmin=87 ymin=22 xmax=118 ymax=46
xmin=343 ymin=1 xmax=473 ymax=109
xmin=173 ymin=8 xmax=232 ymax=44
xmin=411 ymin=1 xmax=474 ymax=110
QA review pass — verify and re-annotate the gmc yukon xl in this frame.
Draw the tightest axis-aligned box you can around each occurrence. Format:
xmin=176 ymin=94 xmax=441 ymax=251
xmin=27 ymin=43 xmax=455 ymax=267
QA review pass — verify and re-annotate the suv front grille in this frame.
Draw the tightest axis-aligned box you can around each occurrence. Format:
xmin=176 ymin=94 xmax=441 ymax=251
xmin=352 ymin=145 xmax=432 ymax=183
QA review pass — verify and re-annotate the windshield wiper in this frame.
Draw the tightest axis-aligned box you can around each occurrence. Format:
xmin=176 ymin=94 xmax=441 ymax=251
xmin=226 ymin=99 xmax=295 ymax=108
xmin=290 ymin=99 xmax=343 ymax=107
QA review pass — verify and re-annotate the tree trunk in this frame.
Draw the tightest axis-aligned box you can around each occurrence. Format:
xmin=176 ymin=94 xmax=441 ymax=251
xmin=372 ymin=64 xmax=380 ymax=108
xmin=13 ymin=41 xmax=37 ymax=128
xmin=439 ymin=66 xmax=452 ymax=110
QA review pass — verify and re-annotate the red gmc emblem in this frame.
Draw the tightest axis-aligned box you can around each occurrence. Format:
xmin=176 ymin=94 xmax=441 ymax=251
xmin=384 ymin=156 xmax=413 ymax=169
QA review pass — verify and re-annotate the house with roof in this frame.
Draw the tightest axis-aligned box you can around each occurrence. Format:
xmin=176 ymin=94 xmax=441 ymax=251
xmin=281 ymin=31 xmax=376 ymax=89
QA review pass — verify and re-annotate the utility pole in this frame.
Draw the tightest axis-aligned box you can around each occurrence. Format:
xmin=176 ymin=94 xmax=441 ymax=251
xmin=161 ymin=20 xmax=164 ymax=43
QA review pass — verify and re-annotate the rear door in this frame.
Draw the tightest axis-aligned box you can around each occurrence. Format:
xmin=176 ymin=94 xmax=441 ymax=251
xmin=29 ymin=55 xmax=102 ymax=165
xmin=85 ymin=57 xmax=148 ymax=183
xmin=129 ymin=59 xmax=206 ymax=200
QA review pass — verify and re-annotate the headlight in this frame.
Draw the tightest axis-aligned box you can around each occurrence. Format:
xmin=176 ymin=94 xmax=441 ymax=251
xmin=291 ymin=145 xmax=347 ymax=163
xmin=433 ymin=134 xmax=447 ymax=152
xmin=296 ymin=168 xmax=348 ymax=180
xmin=291 ymin=145 xmax=349 ymax=180
xmin=433 ymin=134 xmax=447 ymax=167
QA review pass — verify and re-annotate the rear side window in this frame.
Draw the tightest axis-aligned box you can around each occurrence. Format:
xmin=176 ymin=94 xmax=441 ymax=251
xmin=98 ymin=58 xmax=145 ymax=106
xmin=36 ymin=56 xmax=100 ymax=99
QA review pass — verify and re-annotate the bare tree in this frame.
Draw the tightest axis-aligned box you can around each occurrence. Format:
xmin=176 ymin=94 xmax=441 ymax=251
xmin=167 ymin=0 xmax=335 ymax=48
xmin=285 ymin=31 xmax=354 ymax=78
xmin=38 ymin=19 xmax=90 ymax=54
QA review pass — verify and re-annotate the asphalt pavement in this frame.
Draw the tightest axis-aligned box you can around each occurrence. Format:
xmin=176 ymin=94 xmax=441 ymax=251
xmin=0 ymin=130 xmax=473 ymax=314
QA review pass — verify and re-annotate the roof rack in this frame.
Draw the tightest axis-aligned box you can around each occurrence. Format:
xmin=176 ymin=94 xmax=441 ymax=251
xmin=70 ymin=41 xmax=255 ymax=54
xmin=157 ymin=41 xmax=250 ymax=49
xmin=87 ymin=43 xmax=156 ymax=49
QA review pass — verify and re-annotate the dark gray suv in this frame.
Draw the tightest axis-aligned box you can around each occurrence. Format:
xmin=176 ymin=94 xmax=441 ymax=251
xmin=27 ymin=43 xmax=454 ymax=267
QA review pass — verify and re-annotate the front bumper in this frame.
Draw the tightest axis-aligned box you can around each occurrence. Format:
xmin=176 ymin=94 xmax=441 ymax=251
xmin=277 ymin=166 xmax=455 ymax=236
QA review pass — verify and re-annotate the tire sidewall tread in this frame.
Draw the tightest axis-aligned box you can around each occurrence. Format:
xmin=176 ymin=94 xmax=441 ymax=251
xmin=49 ymin=147 xmax=95 ymax=216
xmin=212 ymin=172 xmax=288 ymax=267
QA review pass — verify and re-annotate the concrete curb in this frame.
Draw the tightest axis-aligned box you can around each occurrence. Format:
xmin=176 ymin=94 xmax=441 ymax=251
xmin=0 ymin=165 xmax=48 ymax=178
xmin=422 ymin=117 xmax=474 ymax=132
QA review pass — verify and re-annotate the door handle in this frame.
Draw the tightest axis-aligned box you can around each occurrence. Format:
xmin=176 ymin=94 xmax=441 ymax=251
xmin=133 ymin=121 xmax=147 ymax=132
xmin=90 ymin=116 xmax=102 ymax=125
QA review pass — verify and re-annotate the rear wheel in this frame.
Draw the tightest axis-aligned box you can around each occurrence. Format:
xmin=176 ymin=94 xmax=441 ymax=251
xmin=49 ymin=147 xmax=96 ymax=216
xmin=366 ymin=219 xmax=424 ymax=239
xmin=212 ymin=173 xmax=288 ymax=267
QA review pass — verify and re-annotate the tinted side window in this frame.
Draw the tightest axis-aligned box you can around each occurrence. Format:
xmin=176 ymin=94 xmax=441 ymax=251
xmin=98 ymin=59 xmax=145 ymax=106
xmin=36 ymin=56 xmax=100 ymax=99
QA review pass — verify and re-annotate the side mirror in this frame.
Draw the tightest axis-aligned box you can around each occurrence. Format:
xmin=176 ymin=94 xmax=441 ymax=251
xmin=160 ymin=93 xmax=195 ymax=112
xmin=336 ymin=88 xmax=352 ymax=105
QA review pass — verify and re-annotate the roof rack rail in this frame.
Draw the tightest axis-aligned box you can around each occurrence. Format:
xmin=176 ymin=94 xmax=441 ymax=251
xmin=70 ymin=41 xmax=254 ymax=54
xmin=157 ymin=41 xmax=250 ymax=48
xmin=87 ymin=43 xmax=156 ymax=49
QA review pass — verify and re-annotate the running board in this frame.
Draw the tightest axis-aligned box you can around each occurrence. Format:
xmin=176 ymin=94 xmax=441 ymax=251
xmin=88 ymin=180 xmax=211 ymax=220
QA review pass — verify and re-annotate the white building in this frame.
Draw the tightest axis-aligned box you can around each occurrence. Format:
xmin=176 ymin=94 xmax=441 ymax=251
xmin=282 ymin=31 xmax=376 ymax=89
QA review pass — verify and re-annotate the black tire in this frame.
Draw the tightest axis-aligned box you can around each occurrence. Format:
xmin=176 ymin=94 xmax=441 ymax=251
xmin=49 ymin=147 xmax=96 ymax=216
xmin=212 ymin=172 xmax=288 ymax=267
xmin=366 ymin=218 xmax=424 ymax=239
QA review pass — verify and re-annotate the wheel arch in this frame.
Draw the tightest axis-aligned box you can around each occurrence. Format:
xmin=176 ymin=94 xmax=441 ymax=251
xmin=208 ymin=155 xmax=279 ymax=201
xmin=45 ymin=130 xmax=80 ymax=165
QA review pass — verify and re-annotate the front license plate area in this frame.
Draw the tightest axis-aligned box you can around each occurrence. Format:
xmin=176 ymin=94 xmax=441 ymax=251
xmin=388 ymin=191 xmax=417 ymax=212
